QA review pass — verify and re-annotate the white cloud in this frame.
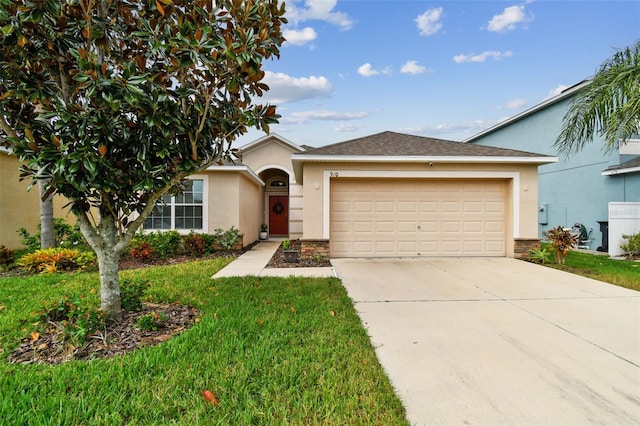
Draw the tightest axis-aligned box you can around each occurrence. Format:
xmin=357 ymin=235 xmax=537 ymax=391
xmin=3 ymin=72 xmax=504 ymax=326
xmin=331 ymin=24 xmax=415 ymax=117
xmin=287 ymin=0 xmax=354 ymax=30
xmin=497 ymin=98 xmax=527 ymax=109
xmin=400 ymin=60 xmax=430 ymax=75
xmin=546 ymin=84 xmax=569 ymax=99
xmin=283 ymin=110 xmax=368 ymax=124
xmin=453 ymin=50 xmax=513 ymax=63
xmin=402 ymin=119 xmax=493 ymax=137
xmin=262 ymin=71 xmax=332 ymax=104
xmin=415 ymin=7 xmax=444 ymax=36
xmin=335 ymin=123 xmax=363 ymax=132
xmin=283 ymin=27 xmax=318 ymax=46
xmin=487 ymin=5 xmax=531 ymax=33
xmin=357 ymin=63 xmax=391 ymax=77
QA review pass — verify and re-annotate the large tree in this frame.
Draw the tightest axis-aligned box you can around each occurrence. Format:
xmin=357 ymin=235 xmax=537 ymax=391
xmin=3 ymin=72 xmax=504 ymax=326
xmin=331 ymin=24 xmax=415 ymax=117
xmin=555 ymin=41 xmax=640 ymax=155
xmin=0 ymin=0 xmax=286 ymax=319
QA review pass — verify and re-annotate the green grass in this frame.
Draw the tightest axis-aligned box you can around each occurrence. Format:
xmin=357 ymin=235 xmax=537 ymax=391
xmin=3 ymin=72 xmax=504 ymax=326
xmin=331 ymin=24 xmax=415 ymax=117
xmin=0 ymin=259 xmax=408 ymax=425
xmin=546 ymin=250 xmax=640 ymax=291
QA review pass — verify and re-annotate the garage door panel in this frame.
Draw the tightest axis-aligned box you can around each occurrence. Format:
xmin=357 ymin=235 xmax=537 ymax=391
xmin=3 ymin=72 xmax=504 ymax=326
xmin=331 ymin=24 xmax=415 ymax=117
xmin=331 ymin=179 xmax=506 ymax=257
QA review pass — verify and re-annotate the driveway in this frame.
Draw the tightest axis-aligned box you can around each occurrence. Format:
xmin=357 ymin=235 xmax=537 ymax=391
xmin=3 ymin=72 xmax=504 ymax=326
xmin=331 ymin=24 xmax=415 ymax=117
xmin=331 ymin=257 xmax=640 ymax=426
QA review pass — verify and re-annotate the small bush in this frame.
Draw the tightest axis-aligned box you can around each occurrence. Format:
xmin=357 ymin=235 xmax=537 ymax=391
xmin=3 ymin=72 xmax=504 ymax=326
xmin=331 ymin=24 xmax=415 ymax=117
xmin=543 ymin=226 xmax=578 ymax=264
xmin=37 ymin=294 xmax=106 ymax=344
xmin=183 ymin=232 xmax=206 ymax=256
xmin=214 ymin=226 xmax=239 ymax=250
xmin=529 ymin=247 xmax=552 ymax=264
xmin=17 ymin=218 xmax=87 ymax=252
xmin=130 ymin=241 xmax=154 ymax=260
xmin=120 ymin=278 xmax=151 ymax=312
xmin=620 ymin=232 xmax=640 ymax=257
xmin=132 ymin=230 xmax=182 ymax=258
xmin=17 ymin=248 xmax=96 ymax=273
xmin=135 ymin=311 xmax=168 ymax=331
xmin=0 ymin=245 xmax=15 ymax=269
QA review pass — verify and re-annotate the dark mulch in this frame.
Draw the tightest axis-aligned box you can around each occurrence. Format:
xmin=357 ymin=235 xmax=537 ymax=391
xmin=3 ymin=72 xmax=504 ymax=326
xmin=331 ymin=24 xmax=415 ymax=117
xmin=265 ymin=239 xmax=332 ymax=268
xmin=9 ymin=303 xmax=199 ymax=365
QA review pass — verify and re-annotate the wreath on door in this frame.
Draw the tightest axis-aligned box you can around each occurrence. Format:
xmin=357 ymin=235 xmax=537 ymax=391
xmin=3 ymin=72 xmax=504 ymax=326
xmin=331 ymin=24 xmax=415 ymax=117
xmin=272 ymin=199 xmax=285 ymax=215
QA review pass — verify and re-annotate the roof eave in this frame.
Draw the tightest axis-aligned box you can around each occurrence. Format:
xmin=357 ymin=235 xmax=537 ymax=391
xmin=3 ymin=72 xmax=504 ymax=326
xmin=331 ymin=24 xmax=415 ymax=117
xmin=205 ymin=164 xmax=265 ymax=186
xmin=291 ymin=154 xmax=558 ymax=164
xmin=602 ymin=166 xmax=640 ymax=176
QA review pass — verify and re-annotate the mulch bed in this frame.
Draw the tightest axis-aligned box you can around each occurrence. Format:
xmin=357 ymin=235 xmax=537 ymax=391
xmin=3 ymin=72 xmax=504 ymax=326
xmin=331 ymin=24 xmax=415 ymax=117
xmin=9 ymin=303 xmax=199 ymax=365
xmin=265 ymin=239 xmax=332 ymax=268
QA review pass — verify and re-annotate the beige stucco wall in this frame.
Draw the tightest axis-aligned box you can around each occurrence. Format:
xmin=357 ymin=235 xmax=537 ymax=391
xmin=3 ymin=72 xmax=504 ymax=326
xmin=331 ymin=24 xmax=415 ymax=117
xmin=238 ymin=173 xmax=263 ymax=245
xmin=300 ymin=161 xmax=541 ymax=257
xmin=0 ymin=152 xmax=71 ymax=249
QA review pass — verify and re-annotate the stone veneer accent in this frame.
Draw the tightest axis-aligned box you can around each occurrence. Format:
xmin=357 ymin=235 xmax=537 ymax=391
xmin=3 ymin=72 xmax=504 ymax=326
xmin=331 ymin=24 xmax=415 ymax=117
xmin=514 ymin=238 xmax=541 ymax=259
xmin=300 ymin=239 xmax=330 ymax=261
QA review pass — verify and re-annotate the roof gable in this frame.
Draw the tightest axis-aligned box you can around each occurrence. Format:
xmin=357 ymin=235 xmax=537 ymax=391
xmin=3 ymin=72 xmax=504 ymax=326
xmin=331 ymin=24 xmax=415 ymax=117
xmin=238 ymin=133 xmax=305 ymax=155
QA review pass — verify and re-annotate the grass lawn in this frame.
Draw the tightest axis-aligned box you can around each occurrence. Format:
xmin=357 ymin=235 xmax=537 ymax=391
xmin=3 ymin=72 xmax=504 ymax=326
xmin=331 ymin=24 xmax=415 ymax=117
xmin=545 ymin=250 xmax=640 ymax=291
xmin=0 ymin=259 xmax=408 ymax=425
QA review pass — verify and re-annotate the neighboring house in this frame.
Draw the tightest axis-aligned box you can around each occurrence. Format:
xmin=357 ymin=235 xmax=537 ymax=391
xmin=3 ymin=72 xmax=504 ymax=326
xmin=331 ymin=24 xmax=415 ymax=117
xmin=3 ymin=131 xmax=556 ymax=259
xmin=0 ymin=147 xmax=69 ymax=249
xmin=464 ymin=81 xmax=640 ymax=255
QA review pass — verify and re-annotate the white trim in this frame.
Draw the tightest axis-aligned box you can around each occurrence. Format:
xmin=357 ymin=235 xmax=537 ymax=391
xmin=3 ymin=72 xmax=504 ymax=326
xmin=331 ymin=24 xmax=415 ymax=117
xmin=254 ymin=163 xmax=296 ymax=184
xmin=602 ymin=166 xmax=640 ymax=176
xmin=238 ymin=133 xmax=305 ymax=153
xmin=205 ymin=164 xmax=265 ymax=186
xmin=322 ymin=170 xmax=521 ymax=240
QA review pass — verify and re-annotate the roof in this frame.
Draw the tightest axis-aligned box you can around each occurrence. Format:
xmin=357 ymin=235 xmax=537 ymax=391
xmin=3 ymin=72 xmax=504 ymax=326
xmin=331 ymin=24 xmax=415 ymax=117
xmin=602 ymin=156 xmax=640 ymax=176
xmin=299 ymin=131 xmax=552 ymax=158
xmin=463 ymin=80 xmax=591 ymax=143
xmin=292 ymin=131 xmax=557 ymax=182
xmin=238 ymin=132 xmax=305 ymax=154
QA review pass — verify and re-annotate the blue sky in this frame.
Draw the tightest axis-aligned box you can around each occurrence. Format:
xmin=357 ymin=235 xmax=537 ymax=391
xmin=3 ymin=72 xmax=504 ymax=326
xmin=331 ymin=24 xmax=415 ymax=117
xmin=237 ymin=0 xmax=640 ymax=148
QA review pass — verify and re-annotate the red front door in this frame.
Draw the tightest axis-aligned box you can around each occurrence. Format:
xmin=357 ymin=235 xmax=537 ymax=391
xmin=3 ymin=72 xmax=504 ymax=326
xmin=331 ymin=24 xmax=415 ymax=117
xmin=269 ymin=196 xmax=289 ymax=236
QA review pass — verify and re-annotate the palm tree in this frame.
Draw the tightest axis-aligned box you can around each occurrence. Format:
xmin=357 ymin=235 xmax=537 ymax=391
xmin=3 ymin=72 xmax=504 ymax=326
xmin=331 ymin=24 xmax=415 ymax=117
xmin=555 ymin=41 xmax=640 ymax=155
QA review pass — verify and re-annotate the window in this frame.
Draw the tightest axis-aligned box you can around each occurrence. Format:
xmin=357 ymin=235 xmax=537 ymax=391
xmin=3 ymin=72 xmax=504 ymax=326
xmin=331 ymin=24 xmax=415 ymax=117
xmin=143 ymin=179 xmax=205 ymax=231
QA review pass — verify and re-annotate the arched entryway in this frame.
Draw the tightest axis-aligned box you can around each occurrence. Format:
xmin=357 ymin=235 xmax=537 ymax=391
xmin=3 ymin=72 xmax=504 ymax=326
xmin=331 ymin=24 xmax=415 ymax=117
xmin=260 ymin=169 xmax=290 ymax=237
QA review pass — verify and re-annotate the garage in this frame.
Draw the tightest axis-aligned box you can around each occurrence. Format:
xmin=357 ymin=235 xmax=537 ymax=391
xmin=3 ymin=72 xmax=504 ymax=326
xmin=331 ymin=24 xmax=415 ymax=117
xmin=330 ymin=178 xmax=507 ymax=257
xmin=291 ymin=131 xmax=557 ymax=259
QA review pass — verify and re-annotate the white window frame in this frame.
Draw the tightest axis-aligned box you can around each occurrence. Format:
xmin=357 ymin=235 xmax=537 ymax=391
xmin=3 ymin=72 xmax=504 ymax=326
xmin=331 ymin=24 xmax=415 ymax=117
xmin=142 ymin=175 xmax=209 ymax=234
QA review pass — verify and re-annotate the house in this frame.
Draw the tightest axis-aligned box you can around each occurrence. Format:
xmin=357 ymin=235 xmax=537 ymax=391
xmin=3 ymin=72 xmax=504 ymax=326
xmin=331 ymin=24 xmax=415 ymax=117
xmin=0 ymin=147 xmax=70 ymax=249
xmin=463 ymin=81 xmax=640 ymax=255
xmin=2 ymin=131 xmax=556 ymax=259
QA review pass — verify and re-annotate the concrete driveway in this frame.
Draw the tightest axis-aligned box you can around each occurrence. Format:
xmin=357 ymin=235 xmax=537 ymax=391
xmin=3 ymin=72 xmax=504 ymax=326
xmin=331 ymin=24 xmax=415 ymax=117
xmin=331 ymin=257 xmax=640 ymax=426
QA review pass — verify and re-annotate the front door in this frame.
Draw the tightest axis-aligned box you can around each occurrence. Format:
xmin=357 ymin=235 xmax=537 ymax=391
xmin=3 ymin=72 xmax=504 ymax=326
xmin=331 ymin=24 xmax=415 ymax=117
xmin=269 ymin=196 xmax=289 ymax=236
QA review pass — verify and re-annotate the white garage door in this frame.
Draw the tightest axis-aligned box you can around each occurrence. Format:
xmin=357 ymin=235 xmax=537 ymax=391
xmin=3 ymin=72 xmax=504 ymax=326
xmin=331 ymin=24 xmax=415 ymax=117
xmin=330 ymin=179 xmax=506 ymax=257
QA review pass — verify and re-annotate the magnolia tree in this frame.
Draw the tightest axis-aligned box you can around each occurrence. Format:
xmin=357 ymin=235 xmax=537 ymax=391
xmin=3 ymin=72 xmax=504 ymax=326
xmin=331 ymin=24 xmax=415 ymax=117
xmin=0 ymin=0 xmax=286 ymax=319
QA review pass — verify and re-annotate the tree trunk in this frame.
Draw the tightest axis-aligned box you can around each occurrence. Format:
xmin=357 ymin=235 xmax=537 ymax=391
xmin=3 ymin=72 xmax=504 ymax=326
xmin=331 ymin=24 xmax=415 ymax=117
xmin=96 ymin=248 xmax=123 ymax=320
xmin=39 ymin=180 xmax=55 ymax=248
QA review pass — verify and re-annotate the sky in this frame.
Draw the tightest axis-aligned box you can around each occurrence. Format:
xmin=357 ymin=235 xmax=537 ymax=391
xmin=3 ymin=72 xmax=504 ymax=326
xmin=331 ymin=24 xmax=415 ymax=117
xmin=235 ymin=0 xmax=640 ymax=149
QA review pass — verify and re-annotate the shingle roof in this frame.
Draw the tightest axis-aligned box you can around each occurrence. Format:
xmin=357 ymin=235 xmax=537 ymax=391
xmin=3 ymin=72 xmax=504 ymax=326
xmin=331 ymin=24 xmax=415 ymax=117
xmin=303 ymin=131 xmax=548 ymax=158
xmin=602 ymin=156 xmax=640 ymax=175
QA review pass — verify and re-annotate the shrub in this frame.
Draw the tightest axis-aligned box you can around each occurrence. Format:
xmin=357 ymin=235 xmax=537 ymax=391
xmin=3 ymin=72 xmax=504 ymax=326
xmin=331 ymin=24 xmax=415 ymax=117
xmin=17 ymin=218 xmax=87 ymax=252
xmin=120 ymin=278 xmax=151 ymax=312
xmin=129 ymin=241 xmax=154 ymax=260
xmin=529 ymin=246 xmax=552 ymax=264
xmin=213 ymin=226 xmax=239 ymax=250
xmin=132 ymin=230 xmax=182 ymax=258
xmin=543 ymin=226 xmax=578 ymax=264
xmin=183 ymin=232 xmax=206 ymax=256
xmin=620 ymin=232 xmax=640 ymax=257
xmin=37 ymin=294 xmax=106 ymax=344
xmin=0 ymin=245 xmax=15 ymax=269
xmin=17 ymin=248 xmax=96 ymax=273
xmin=135 ymin=311 xmax=168 ymax=331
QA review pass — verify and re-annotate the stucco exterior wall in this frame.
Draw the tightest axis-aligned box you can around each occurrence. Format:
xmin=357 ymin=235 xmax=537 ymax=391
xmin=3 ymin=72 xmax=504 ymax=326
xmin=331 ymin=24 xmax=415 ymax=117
xmin=238 ymin=173 xmax=262 ymax=245
xmin=1 ymin=152 xmax=71 ymax=249
xmin=300 ymin=161 xmax=540 ymax=257
xmin=469 ymin=96 xmax=640 ymax=250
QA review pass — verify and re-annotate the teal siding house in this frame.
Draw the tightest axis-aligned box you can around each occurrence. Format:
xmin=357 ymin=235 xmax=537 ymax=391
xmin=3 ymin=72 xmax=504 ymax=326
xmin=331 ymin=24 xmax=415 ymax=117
xmin=464 ymin=81 xmax=640 ymax=254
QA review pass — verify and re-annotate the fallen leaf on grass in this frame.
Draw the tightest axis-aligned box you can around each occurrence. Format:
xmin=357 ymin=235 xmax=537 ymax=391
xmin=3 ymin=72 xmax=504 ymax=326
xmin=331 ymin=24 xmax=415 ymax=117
xmin=290 ymin=307 xmax=296 ymax=313
xmin=330 ymin=310 xmax=335 ymax=316
xmin=201 ymin=390 xmax=219 ymax=406
xmin=30 ymin=332 xmax=39 ymax=342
